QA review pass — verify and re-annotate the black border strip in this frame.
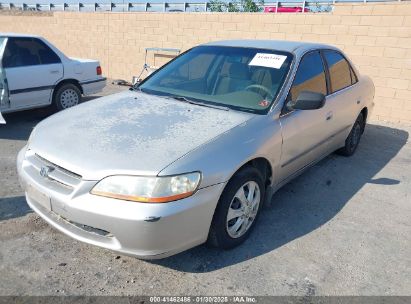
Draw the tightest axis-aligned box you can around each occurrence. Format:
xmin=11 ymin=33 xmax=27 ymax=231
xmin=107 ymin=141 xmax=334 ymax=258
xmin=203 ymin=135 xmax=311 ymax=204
xmin=0 ymin=296 xmax=410 ymax=304
xmin=9 ymin=78 xmax=106 ymax=95
xmin=10 ymin=85 xmax=55 ymax=95
xmin=80 ymin=77 xmax=106 ymax=85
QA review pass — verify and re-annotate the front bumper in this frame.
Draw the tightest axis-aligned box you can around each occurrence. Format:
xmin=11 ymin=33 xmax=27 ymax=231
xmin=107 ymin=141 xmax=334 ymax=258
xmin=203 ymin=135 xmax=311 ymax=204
xmin=17 ymin=147 xmax=225 ymax=259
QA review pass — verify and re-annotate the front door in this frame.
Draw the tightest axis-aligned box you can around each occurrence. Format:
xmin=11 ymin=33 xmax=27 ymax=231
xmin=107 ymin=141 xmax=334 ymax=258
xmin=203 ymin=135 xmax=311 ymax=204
xmin=2 ymin=37 xmax=63 ymax=110
xmin=278 ymin=50 xmax=334 ymax=183
xmin=0 ymin=37 xmax=9 ymax=112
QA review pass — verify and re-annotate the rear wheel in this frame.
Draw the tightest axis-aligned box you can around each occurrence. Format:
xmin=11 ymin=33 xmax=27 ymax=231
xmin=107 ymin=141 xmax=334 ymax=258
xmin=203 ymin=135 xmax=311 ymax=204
xmin=207 ymin=166 xmax=265 ymax=249
xmin=337 ymin=113 xmax=364 ymax=157
xmin=53 ymin=83 xmax=81 ymax=111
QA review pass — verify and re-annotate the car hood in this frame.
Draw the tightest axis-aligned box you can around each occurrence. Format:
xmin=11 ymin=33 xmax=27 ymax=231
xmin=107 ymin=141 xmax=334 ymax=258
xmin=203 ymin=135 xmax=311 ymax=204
xmin=29 ymin=91 xmax=253 ymax=180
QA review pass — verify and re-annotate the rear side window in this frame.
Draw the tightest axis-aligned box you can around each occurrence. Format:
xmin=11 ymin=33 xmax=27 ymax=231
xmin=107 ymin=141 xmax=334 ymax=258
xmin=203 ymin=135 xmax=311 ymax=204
xmin=35 ymin=39 xmax=61 ymax=64
xmin=289 ymin=51 xmax=327 ymax=101
xmin=323 ymin=50 xmax=355 ymax=93
xmin=2 ymin=37 xmax=60 ymax=68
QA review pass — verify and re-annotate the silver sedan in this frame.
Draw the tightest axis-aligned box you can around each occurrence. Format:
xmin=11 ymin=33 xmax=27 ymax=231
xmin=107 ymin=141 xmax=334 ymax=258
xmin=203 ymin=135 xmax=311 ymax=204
xmin=17 ymin=40 xmax=375 ymax=259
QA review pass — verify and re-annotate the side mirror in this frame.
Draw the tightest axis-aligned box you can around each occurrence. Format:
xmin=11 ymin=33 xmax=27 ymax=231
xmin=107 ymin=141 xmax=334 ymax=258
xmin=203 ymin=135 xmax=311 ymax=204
xmin=288 ymin=91 xmax=326 ymax=110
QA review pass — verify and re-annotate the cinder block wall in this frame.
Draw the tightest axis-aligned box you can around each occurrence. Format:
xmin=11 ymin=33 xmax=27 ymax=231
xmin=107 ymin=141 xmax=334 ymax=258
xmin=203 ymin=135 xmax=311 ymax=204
xmin=0 ymin=2 xmax=410 ymax=123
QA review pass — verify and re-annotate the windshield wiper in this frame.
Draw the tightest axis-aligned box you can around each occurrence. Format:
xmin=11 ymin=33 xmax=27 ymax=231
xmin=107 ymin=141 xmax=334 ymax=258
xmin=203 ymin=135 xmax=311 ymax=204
xmin=168 ymin=95 xmax=230 ymax=111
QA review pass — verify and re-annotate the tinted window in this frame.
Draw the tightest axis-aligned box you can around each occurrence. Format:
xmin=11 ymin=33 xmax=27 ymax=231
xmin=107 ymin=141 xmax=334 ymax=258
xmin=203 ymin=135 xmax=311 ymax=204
xmin=350 ymin=66 xmax=357 ymax=83
xmin=290 ymin=51 xmax=327 ymax=101
xmin=323 ymin=50 xmax=354 ymax=93
xmin=35 ymin=39 xmax=61 ymax=64
xmin=2 ymin=37 xmax=60 ymax=68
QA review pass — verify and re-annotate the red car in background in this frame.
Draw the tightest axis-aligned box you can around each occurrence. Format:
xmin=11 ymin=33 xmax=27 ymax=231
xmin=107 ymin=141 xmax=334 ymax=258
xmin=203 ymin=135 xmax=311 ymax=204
xmin=264 ymin=6 xmax=310 ymax=12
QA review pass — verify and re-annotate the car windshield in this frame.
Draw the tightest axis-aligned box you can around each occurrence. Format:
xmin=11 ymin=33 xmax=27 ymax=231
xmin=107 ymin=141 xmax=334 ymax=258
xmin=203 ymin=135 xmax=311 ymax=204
xmin=138 ymin=46 xmax=293 ymax=114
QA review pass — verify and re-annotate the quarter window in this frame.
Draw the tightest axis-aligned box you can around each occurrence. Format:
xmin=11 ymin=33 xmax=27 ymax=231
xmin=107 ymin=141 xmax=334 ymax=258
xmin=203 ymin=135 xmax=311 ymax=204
xmin=2 ymin=37 xmax=61 ymax=68
xmin=289 ymin=51 xmax=327 ymax=101
xmin=323 ymin=50 xmax=355 ymax=93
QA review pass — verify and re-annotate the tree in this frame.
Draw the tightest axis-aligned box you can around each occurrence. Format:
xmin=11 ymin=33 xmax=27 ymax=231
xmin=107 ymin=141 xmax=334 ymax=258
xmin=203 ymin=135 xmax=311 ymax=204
xmin=208 ymin=0 xmax=226 ymax=12
xmin=227 ymin=1 xmax=240 ymax=12
xmin=242 ymin=0 xmax=262 ymax=12
xmin=208 ymin=0 xmax=264 ymax=12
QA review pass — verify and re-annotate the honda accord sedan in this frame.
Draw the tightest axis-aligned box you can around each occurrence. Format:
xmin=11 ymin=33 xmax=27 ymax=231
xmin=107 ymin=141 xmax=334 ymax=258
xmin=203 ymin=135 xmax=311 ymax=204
xmin=17 ymin=40 xmax=375 ymax=259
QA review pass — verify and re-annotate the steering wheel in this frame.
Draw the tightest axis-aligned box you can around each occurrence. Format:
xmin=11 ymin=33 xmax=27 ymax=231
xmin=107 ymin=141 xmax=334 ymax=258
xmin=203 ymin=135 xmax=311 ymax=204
xmin=245 ymin=84 xmax=273 ymax=100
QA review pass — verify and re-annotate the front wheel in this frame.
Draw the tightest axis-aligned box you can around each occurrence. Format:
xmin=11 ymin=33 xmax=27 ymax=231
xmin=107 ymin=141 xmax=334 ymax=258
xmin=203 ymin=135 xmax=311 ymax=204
xmin=53 ymin=83 xmax=81 ymax=111
xmin=207 ymin=166 xmax=265 ymax=249
xmin=337 ymin=113 xmax=364 ymax=157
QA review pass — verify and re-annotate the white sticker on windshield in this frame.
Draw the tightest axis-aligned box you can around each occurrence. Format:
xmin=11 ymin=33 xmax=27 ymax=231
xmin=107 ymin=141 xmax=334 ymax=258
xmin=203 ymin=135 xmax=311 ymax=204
xmin=248 ymin=53 xmax=287 ymax=69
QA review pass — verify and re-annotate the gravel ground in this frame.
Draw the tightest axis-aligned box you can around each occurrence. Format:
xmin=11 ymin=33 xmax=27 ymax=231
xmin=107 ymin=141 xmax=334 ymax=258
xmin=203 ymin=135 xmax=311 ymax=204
xmin=0 ymin=83 xmax=410 ymax=296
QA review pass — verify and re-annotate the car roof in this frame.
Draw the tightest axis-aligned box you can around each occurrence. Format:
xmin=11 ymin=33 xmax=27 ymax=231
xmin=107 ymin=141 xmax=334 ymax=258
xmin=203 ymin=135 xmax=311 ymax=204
xmin=202 ymin=39 xmax=336 ymax=54
xmin=0 ymin=33 xmax=41 ymax=38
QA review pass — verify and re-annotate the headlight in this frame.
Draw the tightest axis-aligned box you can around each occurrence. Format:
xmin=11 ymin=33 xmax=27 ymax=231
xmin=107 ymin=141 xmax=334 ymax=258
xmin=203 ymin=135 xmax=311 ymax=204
xmin=90 ymin=172 xmax=201 ymax=203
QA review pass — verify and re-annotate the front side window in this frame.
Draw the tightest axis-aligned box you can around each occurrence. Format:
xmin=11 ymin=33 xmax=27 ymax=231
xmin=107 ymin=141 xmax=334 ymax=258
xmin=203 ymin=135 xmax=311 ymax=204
xmin=289 ymin=51 xmax=327 ymax=102
xmin=2 ymin=37 xmax=60 ymax=68
xmin=323 ymin=50 xmax=354 ymax=93
xmin=139 ymin=46 xmax=293 ymax=114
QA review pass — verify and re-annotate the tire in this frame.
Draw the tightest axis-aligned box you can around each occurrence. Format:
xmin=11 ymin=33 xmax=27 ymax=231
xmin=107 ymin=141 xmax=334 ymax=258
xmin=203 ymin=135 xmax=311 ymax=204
xmin=207 ymin=166 xmax=265 ymax=249
xmin=53 ymin=83 xmax=81 ymax=111
xmin=336 ymin=113 xmax=364 ymax=157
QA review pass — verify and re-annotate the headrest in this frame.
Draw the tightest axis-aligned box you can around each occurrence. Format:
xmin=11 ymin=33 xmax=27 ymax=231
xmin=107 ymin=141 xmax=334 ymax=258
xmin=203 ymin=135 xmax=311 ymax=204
xmin=228 ymin=63 xmax=250 ymax=80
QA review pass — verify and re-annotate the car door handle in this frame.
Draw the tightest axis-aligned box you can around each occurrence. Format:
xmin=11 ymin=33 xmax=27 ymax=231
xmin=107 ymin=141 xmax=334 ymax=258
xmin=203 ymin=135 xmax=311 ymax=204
xmin=326 ymin=112 xmax=333 ymax=121
xmin=49 ymin=70 xmax=60 ymax=74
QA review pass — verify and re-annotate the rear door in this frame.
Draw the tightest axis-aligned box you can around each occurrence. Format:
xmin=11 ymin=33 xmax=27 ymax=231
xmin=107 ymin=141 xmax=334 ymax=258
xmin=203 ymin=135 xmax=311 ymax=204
xmin=321 ymin=50 xmax=361 ymax=149
xmin=2 ymin=37 xmax=63 ymax=110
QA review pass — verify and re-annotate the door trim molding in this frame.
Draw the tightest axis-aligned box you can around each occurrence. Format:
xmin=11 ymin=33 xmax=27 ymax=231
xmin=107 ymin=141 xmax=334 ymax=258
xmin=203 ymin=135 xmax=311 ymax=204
xmin=10 ymin=85 xmax=55 ymax=95
xmin=80 ymin=77 xmax=106 ymax=85
xmin=9 ymin=77 xmax=106 ymax=95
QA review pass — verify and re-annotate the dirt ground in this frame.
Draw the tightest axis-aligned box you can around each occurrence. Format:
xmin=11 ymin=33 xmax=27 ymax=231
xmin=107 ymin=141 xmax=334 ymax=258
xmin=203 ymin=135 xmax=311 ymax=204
xmin=0 ymin=83 xmax=410 ymax=296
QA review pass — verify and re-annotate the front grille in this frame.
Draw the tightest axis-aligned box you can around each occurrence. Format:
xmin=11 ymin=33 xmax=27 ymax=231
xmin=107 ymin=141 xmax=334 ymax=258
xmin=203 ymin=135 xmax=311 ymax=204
xmin=25 ymin=153 xmax=82 ymax=193
xmin=35 ymin=154 xmax=82 ymax=180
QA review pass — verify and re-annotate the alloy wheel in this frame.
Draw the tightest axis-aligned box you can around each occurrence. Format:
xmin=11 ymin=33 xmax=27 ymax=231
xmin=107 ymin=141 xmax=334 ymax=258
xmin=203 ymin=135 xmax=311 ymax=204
xmin=226 ymin=181 xmax=261 ymax=239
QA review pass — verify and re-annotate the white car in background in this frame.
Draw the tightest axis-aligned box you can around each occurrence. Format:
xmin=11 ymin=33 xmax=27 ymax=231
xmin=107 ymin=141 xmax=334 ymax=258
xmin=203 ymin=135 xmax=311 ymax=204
xmin=0 ymin=33 xmax=105 ymax=122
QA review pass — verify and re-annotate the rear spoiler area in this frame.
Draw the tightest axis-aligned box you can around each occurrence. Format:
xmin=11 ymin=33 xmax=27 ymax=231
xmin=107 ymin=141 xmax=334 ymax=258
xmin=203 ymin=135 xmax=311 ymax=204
xmin=0 ymin=111 xmax=5 ymax=124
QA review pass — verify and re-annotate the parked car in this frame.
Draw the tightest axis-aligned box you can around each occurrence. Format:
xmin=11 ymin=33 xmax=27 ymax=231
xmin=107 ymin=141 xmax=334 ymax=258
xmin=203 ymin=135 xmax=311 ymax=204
xmin=264 ymin=6 xmax=310 ymax=13
xmin=17 ymin=40 xmax=375 ymax=259
xmin=0 ymin=33 xmax=106 ymax=121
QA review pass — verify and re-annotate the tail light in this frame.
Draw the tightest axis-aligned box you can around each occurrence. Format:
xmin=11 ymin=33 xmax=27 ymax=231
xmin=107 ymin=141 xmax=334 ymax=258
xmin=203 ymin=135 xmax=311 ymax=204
xmin=96 ymin=66 xmax=102 ymax=76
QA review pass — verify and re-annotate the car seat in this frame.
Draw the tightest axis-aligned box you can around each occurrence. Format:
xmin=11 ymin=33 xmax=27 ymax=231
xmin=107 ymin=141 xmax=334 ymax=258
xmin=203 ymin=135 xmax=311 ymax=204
xmin=213 ymin=62 xmax=254 ymax=95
